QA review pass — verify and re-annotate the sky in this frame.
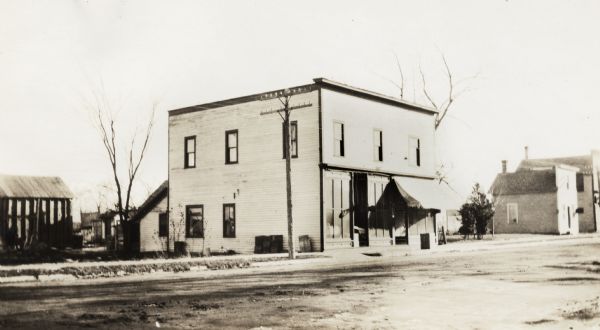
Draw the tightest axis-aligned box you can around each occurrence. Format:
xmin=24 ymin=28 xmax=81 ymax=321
xmin=1 ymin=0 xmax=599 ymax=213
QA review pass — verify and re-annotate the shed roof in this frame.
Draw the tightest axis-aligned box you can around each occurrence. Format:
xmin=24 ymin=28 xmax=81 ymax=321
xmin=0 ymin=174 xmax=74 ymax=199
xmin=392 ymin=177 xmax=463 ymax=211
xmin=490 ymin=170 xmax=557 ymax=196
xmin=131 ymin=181 xmax=168 ymax=223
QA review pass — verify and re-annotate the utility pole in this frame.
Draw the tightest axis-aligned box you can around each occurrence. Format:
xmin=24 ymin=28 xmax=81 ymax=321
xmin=281 ymin=89 xmax=296 ymax=259
xmin=260 ymin=88 xmax=313 ymax=259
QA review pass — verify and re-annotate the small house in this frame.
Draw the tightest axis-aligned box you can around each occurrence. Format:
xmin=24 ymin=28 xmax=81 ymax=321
xmin=129 ymin=181 xmax=168 ymax=253
xmin=517 ymin=151 xmax=600 ymax=233
xmin=490 ymin=161 xmax=579 ymax=235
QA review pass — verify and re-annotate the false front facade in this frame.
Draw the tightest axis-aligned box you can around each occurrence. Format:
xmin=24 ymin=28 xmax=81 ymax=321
xmin=168 ymin=78 xmax=448 ymax=254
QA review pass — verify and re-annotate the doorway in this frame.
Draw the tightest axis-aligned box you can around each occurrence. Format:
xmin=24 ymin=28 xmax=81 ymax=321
xmin=353 ymin=173 xmax=369 ymax=246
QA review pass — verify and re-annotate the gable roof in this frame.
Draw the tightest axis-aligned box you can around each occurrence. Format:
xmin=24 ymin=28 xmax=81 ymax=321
xmin=169 ymin=78 xmax=437 ymax=116
xmin=518 ymin=155 xmax=592 ymax=174
xmin=490 ymin=170 xmax=557 ymax=196
xmin=0 ymin=174 xmax=74 ymax=199
xmin=130 ymin=181 xmax=168 ymax=223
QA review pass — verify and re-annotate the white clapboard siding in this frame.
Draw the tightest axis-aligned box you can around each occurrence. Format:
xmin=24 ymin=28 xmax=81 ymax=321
xmin=139 ymin=196 xmax=168 ymax=252
xmin=169 ymin=90 xmax=321 ymax=254
xmin=321 ymin=88 xmax=437 ymax=178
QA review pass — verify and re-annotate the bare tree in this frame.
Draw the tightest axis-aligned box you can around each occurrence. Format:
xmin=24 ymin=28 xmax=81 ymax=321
xmin=419 ymin=54 xmax=475 ymax=129
xmin=90 ymin=92 xmax=156 ymax=251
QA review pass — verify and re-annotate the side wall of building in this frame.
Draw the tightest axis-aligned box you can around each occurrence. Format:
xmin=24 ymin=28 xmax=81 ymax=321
xmin=169 ymin=90 xmax=321 ymax=254
xmin=139 ymin=196 xmax=168 ymax=252
xmin=320 ymin=88 xmax=436 ymax=177
xmin=577 ymin=176 xmax=595 ymax=232
xmin=493 ymin=192 xmax=558 ymax=234
xmin=555 ymin=167 xmax=579 ymax=234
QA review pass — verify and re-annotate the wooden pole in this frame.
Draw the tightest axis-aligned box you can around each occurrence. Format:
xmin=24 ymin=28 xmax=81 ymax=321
xmin=283 ymin=94 xmax=296 ymax=260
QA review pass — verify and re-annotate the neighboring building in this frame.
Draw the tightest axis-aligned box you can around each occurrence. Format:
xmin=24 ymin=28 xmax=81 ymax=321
xmin=129 ymin=181 xmax=168 ymax=253
xmin=517 ymin=151 xmax=600 ymax=233
xmin=0 ymin=174 xmax=75 ymax=250
xmin=490 ymin=161 xmax=580 ymax=235
xmin=168 ymin=78 xmax=451 ymax=254
xmin=80 ymin=211 xmax=105 ymax=245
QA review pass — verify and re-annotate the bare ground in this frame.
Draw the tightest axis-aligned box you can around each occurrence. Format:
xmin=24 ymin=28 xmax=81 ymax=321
xmin=1 ymin=238 xmax=600 ymax=329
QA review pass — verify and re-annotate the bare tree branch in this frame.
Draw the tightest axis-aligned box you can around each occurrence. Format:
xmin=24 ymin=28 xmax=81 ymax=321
xmin=419 ymin=64 xmax=439 ymax=110
xmin=394 ymin=52 xmax=405 ymax=99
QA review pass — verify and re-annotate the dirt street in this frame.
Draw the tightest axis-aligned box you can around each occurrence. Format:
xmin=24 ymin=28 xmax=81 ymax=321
xmin=1 ymin=238 xmax=599 ymax=329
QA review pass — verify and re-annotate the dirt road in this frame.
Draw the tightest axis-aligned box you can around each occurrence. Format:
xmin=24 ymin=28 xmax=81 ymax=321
xmin=1 ymin=238 xmax=599 ymax=329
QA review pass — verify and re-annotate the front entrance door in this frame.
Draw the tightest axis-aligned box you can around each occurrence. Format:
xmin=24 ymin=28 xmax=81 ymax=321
xmin=353 ymin=173 xmax=369 ymax=246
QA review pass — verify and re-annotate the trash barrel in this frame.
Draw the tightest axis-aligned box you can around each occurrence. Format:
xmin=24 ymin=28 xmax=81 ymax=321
xmin=299 ymin=235 xmax=311 ymax=253
xmin=271 ymin=235 xmax=283 ymax=253
xmin=255 ymin=236 xmax=266 ymax=254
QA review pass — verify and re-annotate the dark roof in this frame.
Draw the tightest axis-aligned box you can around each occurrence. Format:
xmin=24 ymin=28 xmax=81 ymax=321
xmin=0 ymin=174 xmax=74 ymax=199
xmin=518 ymin=155 xmax=592 ymax=174
xmin=490 ymin=170 xmax=557 ymax=196
xmin=130 ymin=181 xmax=168 ymax=223
xmin=169 ymin=78 xmax=437 ymax=116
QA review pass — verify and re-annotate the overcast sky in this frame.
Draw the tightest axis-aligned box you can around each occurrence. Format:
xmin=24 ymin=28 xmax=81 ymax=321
xmin=1 ymin=0 xmax=599 ymax=212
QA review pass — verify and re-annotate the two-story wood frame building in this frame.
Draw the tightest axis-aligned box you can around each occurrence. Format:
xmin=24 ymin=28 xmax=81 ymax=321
xmin=168 ymin=78 xmax=447 ymax=254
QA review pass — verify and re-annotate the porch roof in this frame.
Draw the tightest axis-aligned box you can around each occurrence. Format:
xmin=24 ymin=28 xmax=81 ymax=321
xmin=392 ymin=176 xmax=462 ymax=211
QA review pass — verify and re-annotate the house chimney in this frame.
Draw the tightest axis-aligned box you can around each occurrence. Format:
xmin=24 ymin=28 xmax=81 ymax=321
xmin=524 ymin=146 xmax=529 ymax=160
xmin=502 ymin=160 xmax=507 ymax=173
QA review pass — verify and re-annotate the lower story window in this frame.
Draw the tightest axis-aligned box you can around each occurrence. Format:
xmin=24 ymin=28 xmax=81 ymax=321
xmin=158 ymin=212 xmax=168 ymax=237
xmin=223 ymin=204 xmax=235 ymax=238
xmin=325 ymin=176 xmax=351 ymax=239
xmin=186 ymin=205 xmax=204 ymax=238
xmin=507 ymin=203 xmax=518 ymax=223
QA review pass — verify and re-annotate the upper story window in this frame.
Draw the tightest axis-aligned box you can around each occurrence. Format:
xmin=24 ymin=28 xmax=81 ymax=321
xmin=408 ymin=137 xmax=421 ymax=167
xmin=507 ymin=203 xmax=518 ymax=224
xmin=576 ymin=173 xmax=584 ymax=192
xmin=186 ymin=205 xmax=204 ymax=238
xmin=184 ymin=136 xmax=196 ymax=168
xmin=373 ymin=129 xmax=383 ymax=162
xmin=283 ymin=121 xmax=298 ymax=158
xmin=225 ymin=129 xmax=238 ymax=164
xmin=223 ymin=203 xmax=236 ymax=238
xmin=333 ymin=121 xmax=345 ymax=157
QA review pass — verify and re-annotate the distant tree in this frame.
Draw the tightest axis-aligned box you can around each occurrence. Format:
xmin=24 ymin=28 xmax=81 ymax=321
xmin=459 ymin=183 xmax=494 ymax=239
xmin=87 ymin=89 xmax=156 ymax=252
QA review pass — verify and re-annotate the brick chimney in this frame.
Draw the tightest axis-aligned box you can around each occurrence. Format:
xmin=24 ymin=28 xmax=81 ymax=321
xmin=524 ymin=146 xmax=529 ymax=160
xmin=502 ymin=160 xmax=507 ymax=173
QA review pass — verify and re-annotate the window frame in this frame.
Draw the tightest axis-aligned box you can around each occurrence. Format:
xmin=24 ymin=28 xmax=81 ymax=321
xmin=282 ymin=121 xmax=298 ymax=159
xmin=333 ymin=121 xmax=345 ymax=157
xmin=158 ymin=212 xmax=168 ymax=237
xmin=373 ymin=129 xmax=383 ymax=162
xmin=576 ymin=173 xmax=585 ymax=192
xmin=225 ymin=129 xmax=239 ymax=164
xmin=408 ymin=136 xmax=421 ymax=167
xmin=223 ymin=203 xmax=236 ymax=238
xmin=506 ymin=203 xmax=518 ymax=224
xmin=184 ymin=136 xmax=196 ymax=169
xmin=185 ymin=204 xmax=204 ymax=238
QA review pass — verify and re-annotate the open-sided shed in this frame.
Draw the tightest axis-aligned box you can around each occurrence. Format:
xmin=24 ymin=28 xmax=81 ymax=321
xmin=0 ymin=174 xmax=74 ymax=250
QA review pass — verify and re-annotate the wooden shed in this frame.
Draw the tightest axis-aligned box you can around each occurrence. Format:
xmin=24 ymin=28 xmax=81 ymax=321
xmin=0 ymin=174 xmax=75 ymax=250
